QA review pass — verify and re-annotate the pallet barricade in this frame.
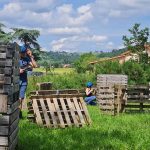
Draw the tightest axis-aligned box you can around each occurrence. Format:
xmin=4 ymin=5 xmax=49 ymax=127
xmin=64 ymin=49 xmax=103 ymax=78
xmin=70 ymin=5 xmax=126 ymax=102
xmin=0 ymin=43 xmax=20 ymax=150
xmin=97 ymin=74 xmax=128 ymax=115
xmin=28 ymin=94 xmax=91 ymax=128
xmin=125 ymin=85 xmax=150 ymax=113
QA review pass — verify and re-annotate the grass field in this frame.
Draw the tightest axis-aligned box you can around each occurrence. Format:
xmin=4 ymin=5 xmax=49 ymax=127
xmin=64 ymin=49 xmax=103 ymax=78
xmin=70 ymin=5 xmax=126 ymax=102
xmin=33 ymin=67 xmax=74 ymax=74
xmin=18 ymin=107 xmax=150 ymax=150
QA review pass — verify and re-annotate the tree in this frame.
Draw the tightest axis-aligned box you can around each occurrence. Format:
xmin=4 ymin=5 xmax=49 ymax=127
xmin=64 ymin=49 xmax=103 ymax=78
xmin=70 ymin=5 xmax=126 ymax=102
xmin=0 ymin=23 xmax=12 ymax=43
xmin=74 ymin=53 xmax=97 ymax=73
xmin=122 ymin=23 xmax=149 ymax=63
xmin=12 ymin=28 xmax=40 ymax=49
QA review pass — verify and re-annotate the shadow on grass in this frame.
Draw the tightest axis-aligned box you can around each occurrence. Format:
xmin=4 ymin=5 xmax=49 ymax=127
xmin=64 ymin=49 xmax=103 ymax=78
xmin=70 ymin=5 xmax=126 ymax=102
xmin=18 ymin=120 xmax=132 ymax=150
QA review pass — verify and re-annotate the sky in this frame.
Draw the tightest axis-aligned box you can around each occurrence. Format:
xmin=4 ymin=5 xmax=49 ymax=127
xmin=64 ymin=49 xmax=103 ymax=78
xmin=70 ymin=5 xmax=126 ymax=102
xmin=0 ymin=0 xmax=150 ymax=52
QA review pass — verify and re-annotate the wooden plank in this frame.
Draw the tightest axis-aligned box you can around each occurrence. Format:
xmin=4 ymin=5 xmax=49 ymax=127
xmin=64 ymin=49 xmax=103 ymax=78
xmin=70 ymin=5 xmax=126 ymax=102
xmin=0 ymin=60 xmax=12 ymax=67
xmin=127 ymin=100 xmax=150 ymax=103
xmin=53 ymin=98 xmax=65 ymax=128
xmin=30 ymin=94 xmax=83 ymax=99
xmin=98 ymin=100 xmax=114 ymax=104
xmin=32 ymin=99 xmax=43 ymax=125
xmin=46 ymin=98 xmax=57 ymax=127
xmin=73 ymin=97 xmax=85 ymax=125
xmin=59 ymin=98 xmax=71 ymax=126
xmin=125 ymin=105 xmax=150 ymax=108
xmin=0 ymin=126 xmax=18 ymax=146
xmin=0 ymin=109 xmax=19 ymax=125
xmin=0 ymin=95 xmax=7 ymax=113
xmin=79 ymin=97 xmax=91 ymax=124
xmin=7 ymin=100 xmax=19 ymax=114
xmin=0 ymin=118 xmax=19 ymax=136
xmin=66 ymin=98 xmax=79 ymax=126
xmin=100 ymin=105 xmax=114 ymax=110
xmin=39 ymin=98 xmax=51 ymax=127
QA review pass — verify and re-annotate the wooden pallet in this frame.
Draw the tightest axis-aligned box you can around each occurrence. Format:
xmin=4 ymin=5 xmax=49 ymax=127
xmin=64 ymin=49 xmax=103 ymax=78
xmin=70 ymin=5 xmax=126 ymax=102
xmin=125 ymin=85 xmax=150 ymax=113
xmin=97 ymin=85 xmax=127 ymax=115
xmin=28 ymin=94 xmax=91 ymax=128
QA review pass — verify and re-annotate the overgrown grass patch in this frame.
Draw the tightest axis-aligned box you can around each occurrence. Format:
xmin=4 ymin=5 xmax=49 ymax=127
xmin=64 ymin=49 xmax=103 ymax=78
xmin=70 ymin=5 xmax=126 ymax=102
xmin=18 ymin=106 xmax=150 ymax=150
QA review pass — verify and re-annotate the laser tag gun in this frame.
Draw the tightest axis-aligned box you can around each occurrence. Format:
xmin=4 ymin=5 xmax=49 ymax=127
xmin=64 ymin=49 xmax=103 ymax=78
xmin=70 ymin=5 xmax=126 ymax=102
xmin=21 ymin=64 xmax=33 ymax=73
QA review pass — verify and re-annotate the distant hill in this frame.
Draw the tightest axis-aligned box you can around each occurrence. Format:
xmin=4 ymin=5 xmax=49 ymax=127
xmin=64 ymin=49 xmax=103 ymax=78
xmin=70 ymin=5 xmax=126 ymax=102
xmin=97 ymin=48 xmax=128 ymax=58
xmin=37 ymin=48 xmax=128 ymax=67
xmin=38 ymin=51 xmax=80 ymax=67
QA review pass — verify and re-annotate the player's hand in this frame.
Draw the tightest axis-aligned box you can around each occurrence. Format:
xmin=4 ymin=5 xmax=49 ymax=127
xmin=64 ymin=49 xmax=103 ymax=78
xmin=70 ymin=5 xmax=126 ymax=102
xmin=20 ymin=68 xmax=24 ymax=74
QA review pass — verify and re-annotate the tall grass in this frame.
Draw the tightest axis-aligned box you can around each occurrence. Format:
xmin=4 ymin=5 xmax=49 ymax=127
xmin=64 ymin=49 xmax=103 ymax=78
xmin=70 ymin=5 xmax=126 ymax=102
xmin=27 ymin=72 xmax=95 ymax=96
xmin=18 ymin=107 xmax=150 ymax=150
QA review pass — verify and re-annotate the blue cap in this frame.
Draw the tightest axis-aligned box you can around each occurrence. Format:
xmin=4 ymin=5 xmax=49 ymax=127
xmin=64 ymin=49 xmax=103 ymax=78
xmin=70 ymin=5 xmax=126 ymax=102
xmin=86 ymin=82 xmax=93 ymax=88
xmin=19 ymin=44 xmax=30 ymax=53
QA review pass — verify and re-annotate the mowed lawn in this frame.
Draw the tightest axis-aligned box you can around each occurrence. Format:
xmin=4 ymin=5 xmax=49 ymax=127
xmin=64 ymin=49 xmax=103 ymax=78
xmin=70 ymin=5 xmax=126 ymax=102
xmin=33 ymin=67 xmax=74 ymax=74
xmin=18 ymin=106 xmax=150 ymax=150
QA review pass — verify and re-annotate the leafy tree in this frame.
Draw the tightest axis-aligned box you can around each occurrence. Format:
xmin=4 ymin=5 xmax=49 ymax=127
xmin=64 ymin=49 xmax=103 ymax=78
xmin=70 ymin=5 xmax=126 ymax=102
xmin=0 ymin=23 xmax=12 ymax=43
xmin=122 ymin=23 xmax=149 ymax=63
xmin=12 ymin=28 xmax=40 ymax=49
xmin=95 ymin=61 xmax=122 ymax=75
xmin=74 ymin=53 xmax=97 ymax=73
xmin=122 ymin=61 xmax=146 ymax=84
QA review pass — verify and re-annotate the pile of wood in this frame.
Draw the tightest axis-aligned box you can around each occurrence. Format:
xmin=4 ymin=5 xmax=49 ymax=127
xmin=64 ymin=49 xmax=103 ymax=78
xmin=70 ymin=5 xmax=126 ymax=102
xmin=97 ymin=74 xmax=127 ymax=115
xmin=28 ymin=90 xmax=91 ymax=128
xmin=0 ymin=43 xmax=20 ymax=150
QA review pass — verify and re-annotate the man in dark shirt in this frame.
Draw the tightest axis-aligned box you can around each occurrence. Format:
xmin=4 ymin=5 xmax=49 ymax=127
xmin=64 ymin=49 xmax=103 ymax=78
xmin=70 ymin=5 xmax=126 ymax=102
xmin=19 ymin=45 xmax=37 ymax=118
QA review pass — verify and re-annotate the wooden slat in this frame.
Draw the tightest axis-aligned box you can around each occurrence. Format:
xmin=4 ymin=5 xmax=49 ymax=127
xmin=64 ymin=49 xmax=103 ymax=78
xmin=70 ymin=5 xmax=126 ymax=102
xmin=39 ymin=99 xmax=51 ymax=127
xmin=53 ymin=98 xmax=65 ymax=128
xmin=46 ymin=98 xmax=57 ymax=127
xmin=0 ymin=95 xmax=7 ymax=113
xmin=73 ymin=97 xmax=85 ymax=125
xmin=32 ymin=99 xmax=43 ymax=125
xmin=59 ymin=98 xmax=71 ymax=126
xmin=79 ymin=97 xmax=91 ymax=124
xmin=66 ymin=98 xmax=79 ymax=126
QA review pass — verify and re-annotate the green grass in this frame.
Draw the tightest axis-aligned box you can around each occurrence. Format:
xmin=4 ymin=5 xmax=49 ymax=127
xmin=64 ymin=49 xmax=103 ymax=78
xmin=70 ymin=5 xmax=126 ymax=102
xmin=18 ymin=107 xmax=150 ymax=150
xmin=34 ymin=67 xmax=74 ymax=74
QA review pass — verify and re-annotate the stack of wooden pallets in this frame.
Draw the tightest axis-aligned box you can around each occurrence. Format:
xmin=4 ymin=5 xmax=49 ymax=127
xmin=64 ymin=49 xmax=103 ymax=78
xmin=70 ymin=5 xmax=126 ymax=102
xmin=97 ymin=74 xmax=128 ymax=115
xmin=28 ymin=91 xmax=91 ymax=128
xmin=0 ymin=43 xmax=20 ymax=150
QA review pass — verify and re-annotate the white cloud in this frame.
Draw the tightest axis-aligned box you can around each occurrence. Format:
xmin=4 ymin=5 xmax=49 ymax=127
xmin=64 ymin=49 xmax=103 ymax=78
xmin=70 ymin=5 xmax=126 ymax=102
xmin=47 ymin=27 xmax=89 ymax=35
xmin=57 ymin=4 xmax=73 ymax=14
xmin=77 ymin=4 xmax=91 ymax=14
xmin=50 ymin=35 xmax=108 ymax=51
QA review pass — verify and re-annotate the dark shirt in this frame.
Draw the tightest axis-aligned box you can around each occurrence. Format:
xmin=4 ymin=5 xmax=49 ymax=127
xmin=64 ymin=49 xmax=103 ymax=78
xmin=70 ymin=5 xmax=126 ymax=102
xmin=19 ymin=57 xmax=30 ymax=85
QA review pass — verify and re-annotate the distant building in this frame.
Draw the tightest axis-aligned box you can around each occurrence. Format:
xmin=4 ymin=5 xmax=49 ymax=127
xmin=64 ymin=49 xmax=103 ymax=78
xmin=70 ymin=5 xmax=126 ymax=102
xmin=63 ymin=64 xmax=71 ymax=68
xmin=90 ymin=50 xmax=139 ymax=65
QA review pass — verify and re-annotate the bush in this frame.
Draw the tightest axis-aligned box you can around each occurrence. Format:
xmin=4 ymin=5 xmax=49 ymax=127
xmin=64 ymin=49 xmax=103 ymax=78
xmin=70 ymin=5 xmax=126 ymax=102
xmin=27 ymin=72 xmax=95 ymax=96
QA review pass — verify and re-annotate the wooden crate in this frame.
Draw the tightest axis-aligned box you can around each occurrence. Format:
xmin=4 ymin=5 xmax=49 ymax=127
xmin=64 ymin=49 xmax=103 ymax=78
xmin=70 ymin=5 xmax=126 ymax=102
xmin=36 ymin=82 xmax=52 ymax=90
xmin=28 ymin=94 xmax=91 ymax=128
xmin=125 ymin=85 xmax=150 ymax=113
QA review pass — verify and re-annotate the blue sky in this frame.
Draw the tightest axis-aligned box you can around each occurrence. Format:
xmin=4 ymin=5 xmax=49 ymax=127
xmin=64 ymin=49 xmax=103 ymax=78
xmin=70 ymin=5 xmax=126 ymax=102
xmin=0 ymin=0 xmax=150 ymax=52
